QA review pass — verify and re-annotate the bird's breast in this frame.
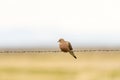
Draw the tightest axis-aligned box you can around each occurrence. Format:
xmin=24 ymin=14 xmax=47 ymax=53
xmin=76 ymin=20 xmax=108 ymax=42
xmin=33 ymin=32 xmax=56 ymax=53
xmin=59 ymin=43 xmax=69 ymax=52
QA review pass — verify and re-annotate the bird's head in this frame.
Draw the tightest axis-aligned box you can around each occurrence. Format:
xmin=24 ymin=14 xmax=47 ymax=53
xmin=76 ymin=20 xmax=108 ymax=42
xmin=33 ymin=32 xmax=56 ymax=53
xmin=57 ymin=38 xmax=65 ymax=43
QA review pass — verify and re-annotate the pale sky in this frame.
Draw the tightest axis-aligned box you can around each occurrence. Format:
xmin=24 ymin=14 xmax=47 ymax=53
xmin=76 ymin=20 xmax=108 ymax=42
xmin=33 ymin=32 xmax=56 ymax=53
xmin=0 ymin=0 xmax=120 ymax=48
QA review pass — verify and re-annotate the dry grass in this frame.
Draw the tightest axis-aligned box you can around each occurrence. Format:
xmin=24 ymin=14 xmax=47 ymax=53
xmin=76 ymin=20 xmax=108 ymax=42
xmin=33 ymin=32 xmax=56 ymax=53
xmin=0 ymin=52 xmax=120 ymax=80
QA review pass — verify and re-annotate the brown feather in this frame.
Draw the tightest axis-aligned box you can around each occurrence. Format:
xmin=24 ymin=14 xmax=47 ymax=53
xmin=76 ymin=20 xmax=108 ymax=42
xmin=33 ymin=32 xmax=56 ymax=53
xmin=58 ymin=38 xmax=77 ymax=59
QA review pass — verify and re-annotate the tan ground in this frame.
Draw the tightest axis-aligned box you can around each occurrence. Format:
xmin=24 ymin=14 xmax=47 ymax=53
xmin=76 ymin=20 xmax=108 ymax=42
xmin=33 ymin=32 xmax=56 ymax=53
xmin=0 ymin=52 xmax=120 ymax=80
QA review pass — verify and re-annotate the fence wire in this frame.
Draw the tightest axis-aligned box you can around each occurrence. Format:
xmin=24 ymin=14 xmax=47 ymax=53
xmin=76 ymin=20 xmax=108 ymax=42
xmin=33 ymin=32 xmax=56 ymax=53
xmin=0 ymin=49 xmax=119 ymax=54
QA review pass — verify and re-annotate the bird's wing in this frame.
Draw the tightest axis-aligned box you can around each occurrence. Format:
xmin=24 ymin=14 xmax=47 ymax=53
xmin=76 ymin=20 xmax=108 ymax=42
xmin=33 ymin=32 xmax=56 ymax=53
xmin=67 ymin=42 xmax=73 ymax=50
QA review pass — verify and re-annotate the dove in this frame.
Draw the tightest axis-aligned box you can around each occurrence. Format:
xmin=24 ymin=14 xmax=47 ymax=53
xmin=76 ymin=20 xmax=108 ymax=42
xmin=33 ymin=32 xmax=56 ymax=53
xmin=58 ymin=38 xmax=77 ymax=59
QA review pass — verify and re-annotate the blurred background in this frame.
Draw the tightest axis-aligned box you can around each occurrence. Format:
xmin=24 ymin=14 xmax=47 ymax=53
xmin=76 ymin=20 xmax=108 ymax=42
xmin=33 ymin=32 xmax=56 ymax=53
xmin=0 ymin=0 xmax=120 ymax=80
xmin=0 ymin=0 xmax=120 ymax=48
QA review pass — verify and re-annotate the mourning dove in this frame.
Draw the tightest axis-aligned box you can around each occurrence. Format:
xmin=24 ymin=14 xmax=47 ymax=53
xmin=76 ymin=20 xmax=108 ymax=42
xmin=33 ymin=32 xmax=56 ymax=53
xmin=58 ymin=38 xmax=77 ymax=59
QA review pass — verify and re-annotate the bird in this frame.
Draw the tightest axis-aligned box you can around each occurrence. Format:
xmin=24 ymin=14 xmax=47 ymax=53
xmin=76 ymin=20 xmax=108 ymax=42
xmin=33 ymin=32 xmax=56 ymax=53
xmin=58 ymin=38 xmax=77 ymax=59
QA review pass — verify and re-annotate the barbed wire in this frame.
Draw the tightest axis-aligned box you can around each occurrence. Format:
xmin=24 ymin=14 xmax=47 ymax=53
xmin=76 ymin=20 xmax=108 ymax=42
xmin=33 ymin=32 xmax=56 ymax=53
xmin=0 ymin=49 xmax=119 ymax=54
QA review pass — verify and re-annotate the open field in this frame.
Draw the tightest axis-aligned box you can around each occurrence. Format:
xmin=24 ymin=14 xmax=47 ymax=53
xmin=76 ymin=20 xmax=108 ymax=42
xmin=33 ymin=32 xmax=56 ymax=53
xmin=0 ymin=52 xmax=120 ymax=80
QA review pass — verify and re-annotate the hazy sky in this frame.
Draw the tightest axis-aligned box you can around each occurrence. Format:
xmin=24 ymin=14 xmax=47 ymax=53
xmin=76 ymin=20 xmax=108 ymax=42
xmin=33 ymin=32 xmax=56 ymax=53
xmin=0 ymin=0 xmax=120 ymax=48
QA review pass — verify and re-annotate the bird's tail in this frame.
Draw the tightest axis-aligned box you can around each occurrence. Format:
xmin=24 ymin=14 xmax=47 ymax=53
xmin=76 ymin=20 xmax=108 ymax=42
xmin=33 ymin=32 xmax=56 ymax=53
xmin=69 ymin=50 xmax=77 ymax=59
